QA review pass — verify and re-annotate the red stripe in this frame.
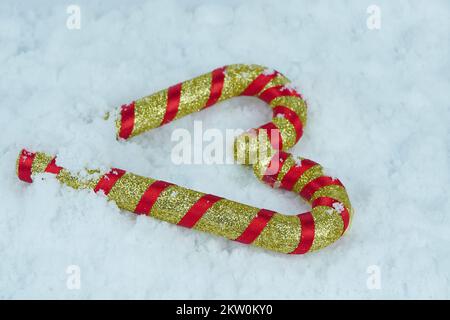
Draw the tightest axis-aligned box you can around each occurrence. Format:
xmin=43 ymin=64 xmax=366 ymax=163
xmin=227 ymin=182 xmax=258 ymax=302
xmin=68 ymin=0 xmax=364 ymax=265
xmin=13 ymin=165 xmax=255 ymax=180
xmin=119 ymin=101 xmax=135 ymax=140
xmin=259 ymin=85 xmax=300 ymax=104
xmin=161 ymin=83 xmax=182 ymax=125
xmin=44 ymin=157 xmax=63 ymax=175
xmin=235 ymin=209 xmax=275 ymax=244
xmin=177 ymin=194 xmax=222 ymax=228
xmin=18 ymin=149 xmax=36 ymax=183
xmin=280 ymin=159 xmax=317 ymax=191
xmin=312 ymin=197 xmax=350 ymax=233
xmin=300 ymin=176 xmax=344 ymax=201
xmin=240 ymin=71 xmax=278 ymax=96
xmin=134 ymin=180 xmax=172 ymax=215
xmin=204 ymin=67 xmax=226 ymax=108
xmin=290 ymin=212 xmax=315 ymax=254
xmin=273 ymin=105 xmax=303 ymax=143
xmin=259 ymin=122 xmax=282 ymax=150
xmin=93 ymin=168 xmax=126 ymax=195
xmin=262 ymin=152 xmax=289 ymax=186
xmin=341 ymin=207 xmax=350 ymax=233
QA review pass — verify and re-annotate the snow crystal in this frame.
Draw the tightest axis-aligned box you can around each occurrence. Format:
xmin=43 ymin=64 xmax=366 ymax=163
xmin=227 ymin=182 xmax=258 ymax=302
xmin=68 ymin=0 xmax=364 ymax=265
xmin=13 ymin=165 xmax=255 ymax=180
xmin=239 ymin=71 xmax=252 ymax=81
xmin=332 ymin=202 xmax=345 ymax=214
xmin=283 ymin=82 xmax=298 ymax=92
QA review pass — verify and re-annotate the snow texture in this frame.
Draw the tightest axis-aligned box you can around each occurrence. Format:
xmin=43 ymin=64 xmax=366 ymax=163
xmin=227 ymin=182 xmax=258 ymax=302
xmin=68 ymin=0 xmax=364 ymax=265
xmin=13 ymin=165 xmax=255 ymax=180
xmin=0 ymin=0 xmax=449 ymax=299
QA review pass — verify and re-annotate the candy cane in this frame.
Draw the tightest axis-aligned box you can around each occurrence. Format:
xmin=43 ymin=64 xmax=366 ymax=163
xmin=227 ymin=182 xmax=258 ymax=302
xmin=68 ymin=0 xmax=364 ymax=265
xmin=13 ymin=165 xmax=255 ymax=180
xmin=17 ymin=64 xmax=353 ymax=254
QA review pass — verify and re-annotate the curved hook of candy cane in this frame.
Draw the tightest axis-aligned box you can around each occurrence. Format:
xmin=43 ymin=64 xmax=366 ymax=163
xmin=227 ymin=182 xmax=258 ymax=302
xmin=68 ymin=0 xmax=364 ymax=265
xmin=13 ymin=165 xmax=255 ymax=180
xmin=115 ymin=64 xmax=306 ymax=153
xmin=17 ymin=149 xmax=352 ymax=254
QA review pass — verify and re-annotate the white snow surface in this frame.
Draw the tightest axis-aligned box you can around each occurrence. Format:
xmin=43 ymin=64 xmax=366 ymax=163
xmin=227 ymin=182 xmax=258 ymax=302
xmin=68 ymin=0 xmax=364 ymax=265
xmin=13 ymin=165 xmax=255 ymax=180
xmin=0 ymin=0 xmax=449 ymax=299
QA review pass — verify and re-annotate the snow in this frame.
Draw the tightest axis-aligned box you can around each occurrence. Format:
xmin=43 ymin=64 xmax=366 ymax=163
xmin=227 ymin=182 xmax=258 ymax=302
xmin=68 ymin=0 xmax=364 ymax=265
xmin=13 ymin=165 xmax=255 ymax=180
xmin=0 ymin=0 xmax=449 ymax=299
xmin=332 ymin=202 xmax=345 ymax=214
xmin=262 ymin=68 xmax=276 ymax=76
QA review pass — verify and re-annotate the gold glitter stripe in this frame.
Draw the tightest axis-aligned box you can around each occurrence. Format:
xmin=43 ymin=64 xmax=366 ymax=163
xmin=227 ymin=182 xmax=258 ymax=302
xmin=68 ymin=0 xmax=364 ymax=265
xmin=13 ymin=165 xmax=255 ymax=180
xmin=107 ymin=173 xmax=154 ymax=213
xmin=114 ymin=115 xmax=121 ymax=137
xmin=234 ymin=129 xmax=275 ymax=168
xmin=251 ymin=139 xmax=278 ymax=180
xmin=292 ymin=164 xmax=324 ymax=194
xmin=176 ymin=72 xmax=212 ymax=119
xmin=252 ymin=213 xmax=300 ymax=254
xmin=31 ymin=152 xmax=53 ymax=174
xmin=270 ymin=96 xmax=307 ymax=126
xmin=272 ymin=116 xmax=297 ymax=150
xmin=132 ymin=89 xmax=168 ymax=137
xmin=194 ymin=199 xmax=259 ymax=240
xmin=309 ymin=206 xmax=344 ymax=252
xmin=55 ymin=169 xmax=102 ymax=190
xmin=150 ymin=185 xmax=205 ymax=225
xmin=55 ymin=170 xmax=82 ymax=189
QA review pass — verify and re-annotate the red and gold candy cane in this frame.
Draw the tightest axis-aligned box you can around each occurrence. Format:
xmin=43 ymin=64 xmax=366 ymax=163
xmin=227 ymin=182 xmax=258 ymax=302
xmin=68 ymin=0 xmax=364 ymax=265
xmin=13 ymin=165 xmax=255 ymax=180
xmin=17 ymin=64 xmax=353 ymax=254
